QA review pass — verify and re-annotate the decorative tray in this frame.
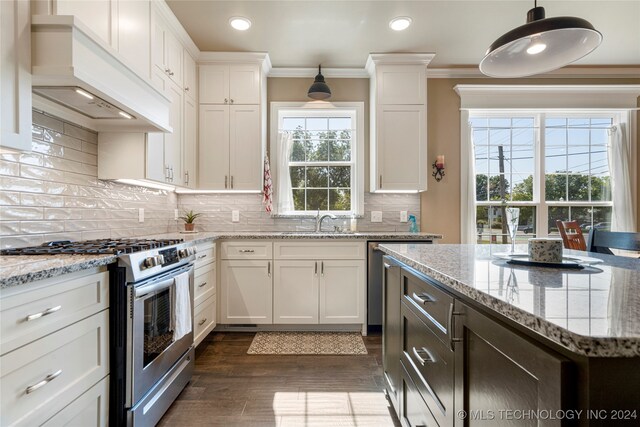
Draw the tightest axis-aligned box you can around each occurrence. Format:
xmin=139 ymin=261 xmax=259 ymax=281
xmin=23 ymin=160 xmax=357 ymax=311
xmin=494 ymin=253 xmax=603 ymax=269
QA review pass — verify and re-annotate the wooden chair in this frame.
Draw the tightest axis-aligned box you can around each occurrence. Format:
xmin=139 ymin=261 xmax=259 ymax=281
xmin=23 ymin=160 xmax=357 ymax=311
xmin=587 ymin=229 xmax=640 ymax=255
xmin=556 ymin=220 xmax=586 ymax=251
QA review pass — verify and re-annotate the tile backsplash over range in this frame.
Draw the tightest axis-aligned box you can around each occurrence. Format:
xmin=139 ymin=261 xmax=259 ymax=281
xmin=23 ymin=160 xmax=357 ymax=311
xmin=0 ymin=110 xmax=420 ymax=249
xmin=0 ymin=111 xmax=176 ymax=249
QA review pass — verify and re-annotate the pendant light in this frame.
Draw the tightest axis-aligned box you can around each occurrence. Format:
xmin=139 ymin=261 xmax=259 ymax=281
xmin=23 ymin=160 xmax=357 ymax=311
xmin=479 ymin=0 xmax=602 ymax=78
xmin=307 ymin=65 xmax=332 ymax=100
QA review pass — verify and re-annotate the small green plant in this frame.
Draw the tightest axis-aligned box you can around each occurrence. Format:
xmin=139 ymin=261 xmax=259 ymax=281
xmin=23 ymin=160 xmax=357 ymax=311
xmin=179 ymin=210 xmax=202 ymax=224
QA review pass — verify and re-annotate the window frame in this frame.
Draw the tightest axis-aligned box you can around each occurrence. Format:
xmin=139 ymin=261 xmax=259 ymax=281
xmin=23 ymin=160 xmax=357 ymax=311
xmin=269 ymin=102 xmax=365 ymax=216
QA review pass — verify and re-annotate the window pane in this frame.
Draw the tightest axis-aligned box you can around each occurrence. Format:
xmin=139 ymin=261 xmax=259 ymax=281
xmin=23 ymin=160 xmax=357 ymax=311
xmin=546 ymin=174 xmax=567 ymax=201
xmin=306 ymin=189 xmax=328 ymax=210
xmin=568 ymin=128 xmax=589 ymax=146
xmin=292 ymin=189 xmax=305 ymax=211
xmin=567 ymin=174 xmax=589 ymax=201
xmin=571 ymin=207 xmax=592 ymax=230
xmin=306 ymin=166 xmax=328 ymax=187
xmin=511 ymin=127 xmax=534 ymax=146
xmin=329 ymin=189 xmax=351 ymax=210
xmin=489 ymin=145 xmax=507 ymax=174
xmin=475 ymin=205 xmax=536 ymax=245
xmin=329 ymin=139 xmax=351 ymax=161
xmin=475 ymin=174 xmax=489 ymax=202
xmin=511 ymin=174 xmax=533 ymax=201
xmin=546 ymin=127 xmax=566 ymax=146
xmin=546 ymin=145 xmax=566 ymax=173
xmin=591 ymin=128 xmax=609 ymax=145
xmin=548 ymin=206 xmax=570 ymax=235
xmin=488 ymin=174 xmax=509 ymax=201
xmin=475 ymin=145 xmax=488 ymax=176
xmin=282 ymin=118 xmax=304 ymax=131
xmin=489 ymin=129 xmax=510 ymax=149
xmin=328 ymin=117 xmax=351 ymax=130
xmin=591 ymin=207 xmax=612 ymax=229
xmin=290 ymin=166 xmax=305 ymax=188
xmin=591 ymin=175 xmax=611 ymax=202
xmin=512 ymin=117 xmax=534 ymax=128
xmin=290 ymin=139 xmax=306 ymax=162
xmin=329 ymin=166 xmax=350 ymax=188
xmin=488 ymin=118 xmax=511 ymax=128
xmin=306 ymin=118 xmax=327 ymax=130
xmin=306 ymin=138 xmax=328 ymax=161
xmin=510 ymin=146 xmax=534 ymax=174
xmin=567 ymin=147 xmax=590 ymax=174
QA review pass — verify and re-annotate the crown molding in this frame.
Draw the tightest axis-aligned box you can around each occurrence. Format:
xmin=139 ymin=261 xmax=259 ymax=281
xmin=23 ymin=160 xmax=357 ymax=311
xmin=365 ymin=53 xmax=436 ymax=75
xmin=427 ymin=66 xmax=640 ymax=79
xmin=198 ymin=51 xmax=271 ymax=66
xmin=268 ymin=67 xmax=369 ymax=78
xmin=153 ymin=0 xmax=200 ymax=59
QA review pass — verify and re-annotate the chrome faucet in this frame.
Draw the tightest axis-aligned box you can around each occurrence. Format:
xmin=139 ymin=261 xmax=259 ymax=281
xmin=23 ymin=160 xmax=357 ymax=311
xmin=315 ymin=211 xmax=337 ymax=232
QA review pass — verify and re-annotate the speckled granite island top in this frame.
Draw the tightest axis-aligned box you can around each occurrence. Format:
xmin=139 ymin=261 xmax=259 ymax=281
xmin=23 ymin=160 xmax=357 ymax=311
xmin=378 ymin=243 xmax=640 ymax=358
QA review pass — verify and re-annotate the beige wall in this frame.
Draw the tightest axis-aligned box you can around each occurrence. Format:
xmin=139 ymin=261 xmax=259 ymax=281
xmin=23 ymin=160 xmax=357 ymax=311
xmin=422 ymin=78 xmax=640 ymax=243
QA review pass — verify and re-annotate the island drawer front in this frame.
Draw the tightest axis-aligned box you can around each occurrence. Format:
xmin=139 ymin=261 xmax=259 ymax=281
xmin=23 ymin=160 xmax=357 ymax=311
xmin=221 ymin=241 xmax=273 ymax=260
xmin=0 ymin=310 xmax=109 ymax=427
xmin=399 ymin=362 xmax=440 ymax=427
xmin=194 ymin=295 xmax=216 ymax=347
xmin=401 ymin=302 xmax=454 ymax=427
xmin=1 ymin=270 xmax=109 ymax=356
xmin=195 ymin=243 xmax=215 ymax=267
xmin=194 ymin=266 xmax=215 ymax=307
xmin=402 ymin=268 xmax=453 ymax=345
xmin=41 ymin=376 xmax=109 ymax=427
xmin=274 ymin=241 xmax=365 ymax=260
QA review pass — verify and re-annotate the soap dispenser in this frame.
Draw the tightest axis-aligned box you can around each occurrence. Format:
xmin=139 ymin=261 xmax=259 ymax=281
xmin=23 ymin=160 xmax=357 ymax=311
xmin=408 ymin=214 xmax=419 ymax=233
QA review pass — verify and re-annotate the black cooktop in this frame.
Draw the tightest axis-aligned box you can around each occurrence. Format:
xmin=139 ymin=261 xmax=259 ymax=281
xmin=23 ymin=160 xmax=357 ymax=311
xmin=0 ymin=238 xmax=183 ymax=255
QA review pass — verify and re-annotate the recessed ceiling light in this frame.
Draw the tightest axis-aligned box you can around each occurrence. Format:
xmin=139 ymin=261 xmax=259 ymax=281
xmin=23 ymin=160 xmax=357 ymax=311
xmin=75 ymin=89 xmax=94 ymax=99
xmin=229 ymin=17 xmax=252 ymax=31
xmin=389 ymin=17 xmax=412 ymax=31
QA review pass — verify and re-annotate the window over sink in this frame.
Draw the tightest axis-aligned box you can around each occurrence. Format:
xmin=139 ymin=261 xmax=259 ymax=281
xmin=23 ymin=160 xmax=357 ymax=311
xmin=270 ymin=102 xmax=364 ymax=216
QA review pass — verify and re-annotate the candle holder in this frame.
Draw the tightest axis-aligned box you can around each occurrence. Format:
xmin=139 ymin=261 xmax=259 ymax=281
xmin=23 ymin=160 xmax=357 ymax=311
xmin=432 ymin=157 xmax=445 ymax=182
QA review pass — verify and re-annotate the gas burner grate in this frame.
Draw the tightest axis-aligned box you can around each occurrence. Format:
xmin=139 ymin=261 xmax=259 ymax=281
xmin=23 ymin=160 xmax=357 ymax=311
xmin=0 ymin=238 xmax=184 ymax=256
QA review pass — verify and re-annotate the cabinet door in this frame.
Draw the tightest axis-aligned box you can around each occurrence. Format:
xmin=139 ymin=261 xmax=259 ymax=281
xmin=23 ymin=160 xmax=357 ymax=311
xmin=164 ymin=80 xmax=183 ymax=185
xmin=165 ymin=30 xmax=182 ymax=85
xmin=229 ymin=105 xmax=262 ymax=190
xmin=116 ymin=0 xmax=150 ymax=79
xmin=41 ymin=377 xmax=108 ymax=427
xmin=1 ymin=0 xmax=32 ymax=151
xmin=229 ymin=64 xmax=261 ymax=104
xmin=377 ymin=65 xmax=425 ymax=105
xmin=454 ymin=301 xmax=569 ymax=427
xmin=273 ymin=261 xmax=319 ymax=324
xmin=55 ymin=0 xmax=114 ymax=46
xmin=375 ymin=105 xmax=426 ymax=191
xmin=220 ymin=260 xmax=272 ymax=324
xmin=182 ymin=95 xmax=197 ymax=187
xmin=319 ymin=260 xmax=365 ymax=324
xmin=183 ymin=50 xmax=197 ymax=101
xmin=151 ymin=10 xmax=166 ymax=75
xmin=199 ymin=64 xmax=229 ymax=104
xmin=198 ymin=105 xmax=229 ymax=189
xmin=382 ymin=258 xmax=402 ymax=412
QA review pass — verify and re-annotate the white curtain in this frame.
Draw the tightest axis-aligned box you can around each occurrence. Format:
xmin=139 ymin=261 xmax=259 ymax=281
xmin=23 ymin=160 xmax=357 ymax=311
xmin=276 ymin=132 xmax=294 ymax=213
xmin=461 ymin=122 xmax=477 ymax=243
xmin=607 ymin=123 xmax=636 ymax=232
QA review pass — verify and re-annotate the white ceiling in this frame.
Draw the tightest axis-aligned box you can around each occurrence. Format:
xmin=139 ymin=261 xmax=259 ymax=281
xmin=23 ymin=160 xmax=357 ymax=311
xmin=166 ymin=0 xmax=640 ymax=69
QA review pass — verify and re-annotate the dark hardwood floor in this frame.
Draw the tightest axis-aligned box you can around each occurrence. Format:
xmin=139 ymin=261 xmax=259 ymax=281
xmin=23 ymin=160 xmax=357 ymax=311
xmin=158 ymin=332 xmax=402 ymax=426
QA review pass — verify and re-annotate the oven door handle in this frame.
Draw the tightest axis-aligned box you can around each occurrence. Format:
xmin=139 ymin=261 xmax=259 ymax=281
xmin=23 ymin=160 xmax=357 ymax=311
xmin=135 ymin=266 xmax=192 ymax=298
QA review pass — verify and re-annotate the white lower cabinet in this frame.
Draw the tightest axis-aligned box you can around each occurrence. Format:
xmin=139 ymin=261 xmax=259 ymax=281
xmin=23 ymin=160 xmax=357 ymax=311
xmin=273 ymin=261 xmax=319 ymax=324
xmin=42 ymin=377 xmax=109 ymax=427
xmin=220 ymin=260 xmax=273 ymax=324
xmin=319 ymin=260 xmax=365 ymax=324
xmin=194 ymin=295 xmax=216 ymax=347
xmin=193 ymin=241 xmax=216 ymax=347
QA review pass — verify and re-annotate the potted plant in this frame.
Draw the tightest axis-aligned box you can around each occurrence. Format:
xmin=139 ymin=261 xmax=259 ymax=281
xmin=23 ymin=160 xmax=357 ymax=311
xmin=179 ymin=210 xmax=202 ymax=232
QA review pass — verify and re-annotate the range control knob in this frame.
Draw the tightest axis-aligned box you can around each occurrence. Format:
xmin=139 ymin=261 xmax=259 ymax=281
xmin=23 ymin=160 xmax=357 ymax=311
xmin=142 ymin=256 xmax=159 ymax=269
xmin=178 ymin=249 xmax=188 ymax=258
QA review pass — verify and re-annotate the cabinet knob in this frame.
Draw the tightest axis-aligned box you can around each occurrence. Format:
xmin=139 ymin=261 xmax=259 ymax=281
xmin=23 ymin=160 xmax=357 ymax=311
xmin=224 ymin=98 xmax=228 ymax=104
xmin=230 ymin=99 xmax=234 ymax=104
xmin=185 ymin=87 xmax=190 ymax=92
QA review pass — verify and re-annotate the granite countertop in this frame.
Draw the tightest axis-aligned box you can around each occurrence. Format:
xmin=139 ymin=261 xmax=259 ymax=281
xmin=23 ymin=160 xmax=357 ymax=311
xmin=378 ymin=243 xmax=640 ymax=358
xmin=0 ymin=231 xmax=441 ymax=288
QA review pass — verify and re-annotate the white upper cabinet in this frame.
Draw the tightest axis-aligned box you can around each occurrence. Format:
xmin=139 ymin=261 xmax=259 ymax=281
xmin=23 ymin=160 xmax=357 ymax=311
xmin=367 ymin=53 xmax=434 ymax=192
xmin=151 ymin=10 xmax=182 ymax=87
xmin=182 ymin=95 xmax=197 ymax=188
xmin=183 ymin=50 xmax=197 ymax=102
xmin=229 ymin=105 xmax=262 ymax=190
xmin=116 ymin=0 xmax=150 ymax=78
xmin=0 ymin=0 xmax=32 ymax=151
xmin=199 ymin=64 xmax=261 ymax=105
xmin=53 ymin=0 xmax=115 ymax=45
xmin=199 ymin=105 xmax=230 ymax=189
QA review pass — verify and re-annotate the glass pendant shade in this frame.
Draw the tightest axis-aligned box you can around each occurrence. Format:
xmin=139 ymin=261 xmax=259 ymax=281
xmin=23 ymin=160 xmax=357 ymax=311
xmin=480 ymin=6 xmax=602 ymax=78
xmin=307 ymin=65 xmax=332 ymax=100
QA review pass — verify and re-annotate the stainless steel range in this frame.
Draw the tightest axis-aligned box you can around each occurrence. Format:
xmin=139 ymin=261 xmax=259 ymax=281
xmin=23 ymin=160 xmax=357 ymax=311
xmin=3 ymin=238 xmax=197 ymax=426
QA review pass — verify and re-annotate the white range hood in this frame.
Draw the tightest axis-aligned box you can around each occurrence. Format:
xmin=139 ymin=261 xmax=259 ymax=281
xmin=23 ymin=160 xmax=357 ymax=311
xmin=31 ymin=15 xmax=171 ymax=133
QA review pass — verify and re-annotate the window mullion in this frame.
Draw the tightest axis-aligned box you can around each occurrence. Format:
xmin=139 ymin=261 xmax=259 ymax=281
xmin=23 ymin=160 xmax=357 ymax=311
xmin=538 ymin=113 xmax=548 ymax=237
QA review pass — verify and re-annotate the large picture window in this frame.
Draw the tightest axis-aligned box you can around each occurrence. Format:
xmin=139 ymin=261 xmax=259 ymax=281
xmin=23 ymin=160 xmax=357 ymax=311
xmin=471 ymin=113 xmax=614 ymax=245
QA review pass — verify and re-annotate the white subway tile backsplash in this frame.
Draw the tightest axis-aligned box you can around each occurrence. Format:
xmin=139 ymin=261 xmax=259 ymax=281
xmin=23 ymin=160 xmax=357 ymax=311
xmin=0 ymin=192 xmax=21 ymax=206
xmin=81 ymin=141 xmax=98 ymax=155
xmin=32 ymin=111 xmax=64 ymax=133
xmin=20 ymin=194 xmax=65 ymax=207
xmin=20 ymin=164 xmax=65 ymax=182
xmin=0 ymin=206 xmax=44 ymax=220
xmin=62 ymin=122 xmax=98 ymax=143
xmin=0 ymin=160 xmax=20 ymax=176
xmin=20 ymin=221 xmax=65 ymax=234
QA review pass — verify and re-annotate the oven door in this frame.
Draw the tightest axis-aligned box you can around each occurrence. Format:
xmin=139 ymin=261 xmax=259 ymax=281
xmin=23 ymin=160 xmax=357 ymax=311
xmin=128 ymin=263 xmax=194 ymax=406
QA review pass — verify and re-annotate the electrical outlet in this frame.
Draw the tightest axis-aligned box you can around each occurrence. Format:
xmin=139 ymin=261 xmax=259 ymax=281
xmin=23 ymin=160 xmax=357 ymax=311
xmin=138 ymin=208 xmax=144 ymax=223
xmin=174 ymin=209 xmax=179 ymax=220
xmin=371 ymin=211 xmax=382 ymax=223
xmin=400 ymin=211 xmax=408 ymax=223
xmin=232 ymin=210 xmax=240 ymax=222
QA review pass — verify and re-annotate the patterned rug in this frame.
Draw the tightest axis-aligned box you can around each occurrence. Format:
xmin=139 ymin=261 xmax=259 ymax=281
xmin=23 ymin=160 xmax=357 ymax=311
xmin=247 ymin=331 xmax=368 ymax=355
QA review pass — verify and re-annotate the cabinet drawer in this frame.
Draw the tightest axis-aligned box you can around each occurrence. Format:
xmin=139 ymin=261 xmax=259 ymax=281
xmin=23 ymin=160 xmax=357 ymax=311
xmin=0 ymin=270 xmax=109 ymax=356
xmin=194 ymin=266 xmax=215 ymax=307
xmin=221 ymin=241 xmax=272 ymax=260
xmin=274 ymin=241 xmax=365 ymax=260
xmin=402 ymin=302 xmax=454 ymax=427
xmin=42 ymin=376 xmax=108 ymax=427
xmin=400 ymin=362 xmax=439 ymax=427
xmin=195 ymin=243 xmax=215 ymax=267
xmin=194 ymin=295 xmax=216 ymax=347
xmin=0 ymin=310 xmax=109 ymax=427
xmin=402 ymin=269 xmax=453 ymax=344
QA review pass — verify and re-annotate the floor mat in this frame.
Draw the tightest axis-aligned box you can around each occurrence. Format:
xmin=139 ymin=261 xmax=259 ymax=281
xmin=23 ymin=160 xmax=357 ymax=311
xmin=247 ymin=331 xmax=368 ymax=355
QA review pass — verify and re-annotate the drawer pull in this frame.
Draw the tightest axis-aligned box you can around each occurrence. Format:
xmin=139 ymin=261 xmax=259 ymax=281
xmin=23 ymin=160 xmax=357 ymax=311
xmin=197 ymin=254 xmax=207 ymax=259
xmin=448 ymin=302 xmax=463 ymax=351
xmin=198 ymin=281 xmax=207 ymax=288
xmin=25 ymin=369 xmax=62 ymax=394
xmin=412 ymin=347 xmax=435 ymax=366
xmin=26 ymin=305 xmax=62 ymax=322
xmin=268 ymin=261 xmax=271 ymax=277
xmin=239 ymin=249 xmax=255 ymax=253
xmin=412 ymin=292 xmax=435 ymax=305
xmin=198 ymin=318 xmax=207 ymax=326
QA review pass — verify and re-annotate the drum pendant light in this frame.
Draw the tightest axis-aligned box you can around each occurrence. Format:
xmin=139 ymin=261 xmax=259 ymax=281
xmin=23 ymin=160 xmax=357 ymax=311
xmin=307 ymin=65 xmax=332 ymax=100
xmin=479 ymin=0 xmax=602 ymax=78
